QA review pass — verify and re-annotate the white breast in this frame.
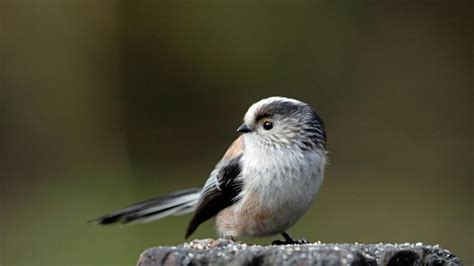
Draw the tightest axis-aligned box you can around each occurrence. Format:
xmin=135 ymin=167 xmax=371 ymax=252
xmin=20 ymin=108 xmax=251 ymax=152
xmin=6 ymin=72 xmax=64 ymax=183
xmin=217 ymin=142 xmax=326 ymax=238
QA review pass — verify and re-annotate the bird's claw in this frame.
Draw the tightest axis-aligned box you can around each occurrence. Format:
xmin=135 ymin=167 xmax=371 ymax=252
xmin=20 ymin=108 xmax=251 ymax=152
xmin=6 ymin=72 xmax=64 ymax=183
xmin=272 ymin=238 xmax=309 ymax=245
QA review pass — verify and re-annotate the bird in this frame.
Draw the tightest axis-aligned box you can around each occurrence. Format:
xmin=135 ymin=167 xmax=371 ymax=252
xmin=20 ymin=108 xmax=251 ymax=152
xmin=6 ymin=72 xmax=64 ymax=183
xmin=91 ymin=96 xmax=327 ymax=244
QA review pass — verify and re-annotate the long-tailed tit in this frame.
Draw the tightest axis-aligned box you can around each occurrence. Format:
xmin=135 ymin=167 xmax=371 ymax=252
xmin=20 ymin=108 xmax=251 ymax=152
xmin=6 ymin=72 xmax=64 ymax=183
xmin=92 ymin=96 xmax=327 ymax=244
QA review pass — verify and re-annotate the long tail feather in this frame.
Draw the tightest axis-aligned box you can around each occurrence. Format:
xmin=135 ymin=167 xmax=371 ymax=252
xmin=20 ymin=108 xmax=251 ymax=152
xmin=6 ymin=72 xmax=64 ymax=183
xmin=91 ymin=188 xmax=201 ymax=225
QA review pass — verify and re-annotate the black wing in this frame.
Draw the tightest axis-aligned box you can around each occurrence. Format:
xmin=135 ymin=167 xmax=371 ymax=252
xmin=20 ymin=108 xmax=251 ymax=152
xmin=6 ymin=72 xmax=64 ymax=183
xmin=185 ymin=154 xmax=243 ymax=238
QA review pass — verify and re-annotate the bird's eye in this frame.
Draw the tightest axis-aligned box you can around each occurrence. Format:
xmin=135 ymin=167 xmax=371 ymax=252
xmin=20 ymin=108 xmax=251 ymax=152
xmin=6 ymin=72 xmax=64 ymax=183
xmin=262 ymin=120 xmax=273 ymax=130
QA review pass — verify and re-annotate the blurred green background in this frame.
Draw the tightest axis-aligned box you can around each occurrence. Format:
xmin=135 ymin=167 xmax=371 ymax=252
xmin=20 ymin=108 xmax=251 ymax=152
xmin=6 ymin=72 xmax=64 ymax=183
xmin=1 ymin=1 xmax=472 ymax=265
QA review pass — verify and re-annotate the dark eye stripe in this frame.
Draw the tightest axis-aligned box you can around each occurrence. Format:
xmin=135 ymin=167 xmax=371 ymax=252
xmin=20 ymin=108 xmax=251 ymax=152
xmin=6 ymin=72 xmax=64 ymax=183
xmin=254 ymin=113 xmax=271 ymax=123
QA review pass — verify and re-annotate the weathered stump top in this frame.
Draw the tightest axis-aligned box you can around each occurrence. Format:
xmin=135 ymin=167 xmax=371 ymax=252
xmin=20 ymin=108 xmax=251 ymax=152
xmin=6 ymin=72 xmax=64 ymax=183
xmin=137 ymin=239 xmax=461 ymax=266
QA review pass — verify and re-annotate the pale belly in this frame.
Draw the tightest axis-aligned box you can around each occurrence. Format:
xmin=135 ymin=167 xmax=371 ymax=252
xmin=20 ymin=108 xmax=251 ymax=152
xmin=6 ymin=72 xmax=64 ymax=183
xmin=215 ymin=142 xmax=327 ymax=238
xmin=215 ymin=170 xmax=322 ymax=238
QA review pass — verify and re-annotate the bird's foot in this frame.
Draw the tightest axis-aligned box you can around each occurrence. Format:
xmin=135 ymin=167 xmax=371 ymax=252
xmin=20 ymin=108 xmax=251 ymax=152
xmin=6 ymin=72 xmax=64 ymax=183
xmin=272 ymin=232 xmax=309 ymax=245
xmin=272 ymin=238 xmax=309 ymax=245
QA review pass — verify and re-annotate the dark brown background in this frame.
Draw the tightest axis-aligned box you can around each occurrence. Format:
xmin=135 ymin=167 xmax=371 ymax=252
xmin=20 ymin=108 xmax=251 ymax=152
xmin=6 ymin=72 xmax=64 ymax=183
xmin=1 ymin=1 xmax=472 ymax=264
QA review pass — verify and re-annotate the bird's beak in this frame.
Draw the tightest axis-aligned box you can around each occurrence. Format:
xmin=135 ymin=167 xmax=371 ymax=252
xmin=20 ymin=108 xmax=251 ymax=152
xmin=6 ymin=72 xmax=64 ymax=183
xmin=237 ymin=124 xmax=252 ymax=133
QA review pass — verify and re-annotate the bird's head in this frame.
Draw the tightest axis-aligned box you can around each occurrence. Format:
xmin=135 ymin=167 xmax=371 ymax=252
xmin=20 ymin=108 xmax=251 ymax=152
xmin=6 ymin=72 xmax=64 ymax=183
xmin=237 ymin=96 xmax=326 ymax=152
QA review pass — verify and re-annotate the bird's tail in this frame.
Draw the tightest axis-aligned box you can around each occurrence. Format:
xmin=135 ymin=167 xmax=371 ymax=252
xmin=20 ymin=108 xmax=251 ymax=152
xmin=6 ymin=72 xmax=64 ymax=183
xmin=91 ymin=188 xmax=201 ymax=225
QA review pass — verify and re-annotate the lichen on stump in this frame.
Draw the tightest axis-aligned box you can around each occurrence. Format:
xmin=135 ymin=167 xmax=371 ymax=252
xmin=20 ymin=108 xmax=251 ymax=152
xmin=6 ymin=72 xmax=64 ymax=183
xmin=137 ymin=239 xmax=461 ymax=266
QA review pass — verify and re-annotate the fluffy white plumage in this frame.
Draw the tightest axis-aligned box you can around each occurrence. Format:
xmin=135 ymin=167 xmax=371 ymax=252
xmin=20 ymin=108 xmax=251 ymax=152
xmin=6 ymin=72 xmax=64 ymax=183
xmin=215 ymin=97 xmax=327 ymax=237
